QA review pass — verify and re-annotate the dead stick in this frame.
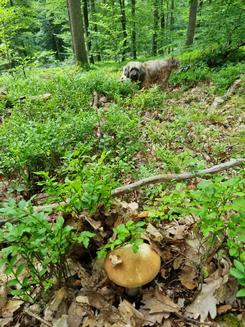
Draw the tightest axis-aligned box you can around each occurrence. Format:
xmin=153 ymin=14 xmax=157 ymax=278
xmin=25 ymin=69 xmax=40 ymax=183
xmin=112 ymin=158 xmax=244 ymax=196
xmin=33 ymin=158 xmax=244 ymax=213
xmin=175 ymin=312 xmax=217 ymax=326
xmin=24 ymin=309 xmax=52 ymax=327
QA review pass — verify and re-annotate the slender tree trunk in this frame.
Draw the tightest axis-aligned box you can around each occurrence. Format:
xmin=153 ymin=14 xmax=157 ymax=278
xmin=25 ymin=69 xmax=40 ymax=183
xmin=67 ymin=0 xmax=88 ymax=65
xmin=186 ymin=0 xmax=198 ymax=46
xmin=119 ymin=0 xmax=127 ymax=61
xmin=169 ymin=0 xmax=174 ymax=52
xmin=90 ymin=0 xmax=101 ymax=61
xmin=152 ymin=0 xmax=159 ymax=56
xmin=83 ymin=0 xmax=94 ymax=63
xmin=159 ymin=0 xmax=165 ymax=54
xmin=131 ymin=0 xmax=137 ymax=59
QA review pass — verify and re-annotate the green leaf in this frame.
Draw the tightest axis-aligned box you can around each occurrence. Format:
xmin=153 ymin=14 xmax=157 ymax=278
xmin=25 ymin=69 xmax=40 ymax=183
xmin=8 ymin=279 xmax=19 ymax=287
xmin=230 ymin=268 xmax=244 ymax=280
xmin=16 ymin=264 xmax=25 ymax=276
xmin=236 ymin=288 xmax=245 ymax=298
xmin=234 ymin=260 xmax=245 ymax=273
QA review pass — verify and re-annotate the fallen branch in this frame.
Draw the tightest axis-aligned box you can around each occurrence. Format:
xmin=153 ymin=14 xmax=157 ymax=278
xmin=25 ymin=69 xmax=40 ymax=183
xmin=209 ymin=77 xmax=243 ymax=112
xmin=112 ymin=158 xmax=244 ymax=196
xmin=31 ymin=158 xmax=244 ymax=213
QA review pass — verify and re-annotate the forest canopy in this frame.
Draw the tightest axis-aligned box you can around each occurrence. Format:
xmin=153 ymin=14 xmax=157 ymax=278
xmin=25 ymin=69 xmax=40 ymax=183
xmin=0 ymin=0 xmax=244 ymax=67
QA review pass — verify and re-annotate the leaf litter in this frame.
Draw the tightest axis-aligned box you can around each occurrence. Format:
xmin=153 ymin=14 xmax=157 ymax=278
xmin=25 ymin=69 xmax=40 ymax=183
xmin=0 ymin=85 xmax=244 ymax=326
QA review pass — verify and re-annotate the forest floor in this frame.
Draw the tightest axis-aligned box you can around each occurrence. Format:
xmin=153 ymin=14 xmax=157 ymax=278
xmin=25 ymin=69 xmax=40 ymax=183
xmin=0 ymin=59 xmax=244 ymax=327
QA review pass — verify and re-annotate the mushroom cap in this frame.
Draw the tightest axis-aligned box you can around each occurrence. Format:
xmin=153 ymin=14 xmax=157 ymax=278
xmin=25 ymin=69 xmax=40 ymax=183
xmin=104 ymin=243 xmax=161 ymax=288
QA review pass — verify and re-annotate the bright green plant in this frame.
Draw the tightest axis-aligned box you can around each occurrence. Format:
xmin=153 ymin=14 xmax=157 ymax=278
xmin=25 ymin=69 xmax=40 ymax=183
xmin=38 ymin=152 xmax=119 ymax=214
xmin=0 ymin=199 xmax=95 ymax=302
xmin=97 ymin=220 xmax=145 ymax=258
xmin=147 ymin=173 xmax=245 ymax=296
xmin=230 ymin=260 xmax=245 ymax=298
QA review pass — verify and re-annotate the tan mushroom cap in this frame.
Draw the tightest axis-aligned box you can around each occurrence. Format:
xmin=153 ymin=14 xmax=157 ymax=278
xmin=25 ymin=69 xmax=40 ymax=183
xmin=104 ymin=243 xmax=161 ymax=288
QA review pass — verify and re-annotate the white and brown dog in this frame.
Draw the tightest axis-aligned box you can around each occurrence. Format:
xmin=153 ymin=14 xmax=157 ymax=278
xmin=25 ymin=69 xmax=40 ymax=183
xmin=121 ymin=57 xmax=180 ymax=90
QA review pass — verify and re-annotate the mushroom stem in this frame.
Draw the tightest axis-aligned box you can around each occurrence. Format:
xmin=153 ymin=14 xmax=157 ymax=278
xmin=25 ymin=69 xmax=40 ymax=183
xmin=126 ymin=287 xmax=140 ymax=296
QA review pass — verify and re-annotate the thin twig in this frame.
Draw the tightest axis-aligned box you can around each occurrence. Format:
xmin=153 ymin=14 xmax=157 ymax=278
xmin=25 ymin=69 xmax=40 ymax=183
xmin=112 ymin=158 xmax=244 ymax=196
xmin=24 ymin=309 xmax=52 ymax=327
xmin=175 ymin=312 xmax=217 ymax=326
xmin=32 ymin=158 xmax=244 ymax=213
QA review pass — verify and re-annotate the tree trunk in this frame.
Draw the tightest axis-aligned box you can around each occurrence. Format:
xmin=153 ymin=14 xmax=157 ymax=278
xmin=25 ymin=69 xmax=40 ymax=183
xmin=67 ymin=0 xmax=88 ymax=65
xmin=90 ymin=0 xmax=101 ymax=61
xmin=159 ymin=0 xmax=165 ymax=54
xmin=186 ymin=0 xmax=198 ymax=46
xmin=119 ymin=0 xmax=128 ymax=61
xmin=152 ymin=0 xmax=159 ymax=56
xmin=131 ymin=0 xmax=137 ymax=59
xmin=83 ymin=0 xmax=94 ymax=63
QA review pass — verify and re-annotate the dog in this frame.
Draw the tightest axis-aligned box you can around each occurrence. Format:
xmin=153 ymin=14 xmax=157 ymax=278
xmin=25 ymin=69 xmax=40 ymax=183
xmin=121 ymin=57 xmax=180 ymax=90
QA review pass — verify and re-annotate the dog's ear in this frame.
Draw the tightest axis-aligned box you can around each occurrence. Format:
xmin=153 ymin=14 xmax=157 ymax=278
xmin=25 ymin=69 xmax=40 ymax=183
xmin=123 ymin=66 xmax=129 ymax=78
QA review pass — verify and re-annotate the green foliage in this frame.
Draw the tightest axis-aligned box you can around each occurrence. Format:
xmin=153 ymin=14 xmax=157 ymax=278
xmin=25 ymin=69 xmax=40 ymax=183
xmin=170 ymin=63 xmax=211 ymax=88
xmin=0 ymin=199 xmax=94 ymax=302
xmin=128 ymin=86 xmax=166 ymax=110
xmin=97 ymin=220 xmax=145 ymax=258
xmin=38 ymin=151 xmax=119 ymax=214
xmin=230 ymin=260 xmax=245 ymax=298
xmin=147 ymin=174 xmax=245 ymax=296
xmin=155 ymin=148 xmax=205 ymax=173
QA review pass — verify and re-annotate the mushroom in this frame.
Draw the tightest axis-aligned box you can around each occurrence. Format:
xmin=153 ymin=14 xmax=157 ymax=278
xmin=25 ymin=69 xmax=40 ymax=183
xmin=104 ymin=243 xmax=161 ymax=296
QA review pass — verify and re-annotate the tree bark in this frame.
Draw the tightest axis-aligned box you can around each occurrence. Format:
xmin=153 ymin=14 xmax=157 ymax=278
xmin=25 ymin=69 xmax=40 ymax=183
xmin=112 ymin=158 xmax=245 ymax=196
xmin=83 ymin=0 xmax=94 ymax=64
xmin=67 ymin=0 xmax=88 ymax=65
xmin=90 ymin=0 xmax=101 ymax=61
xmin=152 ymin=0 xmax=159 ymax=55
xmin=131 ymin=0 xmax=137 ymax=59
xmin=186 ymin=0 xmax=198 ymax=46
xmin=119 ymin=0 xmax=128 ymax=61
xmin=159 ymin=0 xmax=165 ymax=54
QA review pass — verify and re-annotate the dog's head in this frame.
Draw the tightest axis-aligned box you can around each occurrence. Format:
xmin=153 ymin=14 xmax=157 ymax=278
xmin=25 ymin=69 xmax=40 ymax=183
xmin=121 ymin=61 xmax=145 ymax=83
xmin=167 ymin=57 xmax=180 ymax=69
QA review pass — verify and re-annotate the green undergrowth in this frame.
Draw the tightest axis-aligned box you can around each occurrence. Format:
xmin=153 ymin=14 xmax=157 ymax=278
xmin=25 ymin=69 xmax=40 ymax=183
xmin=0 ymin=55 xmax=244 ymax=301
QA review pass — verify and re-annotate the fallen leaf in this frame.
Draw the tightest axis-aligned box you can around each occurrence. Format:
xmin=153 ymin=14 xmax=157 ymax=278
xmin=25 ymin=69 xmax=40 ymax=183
xmin=140 ymin=288 xmax=179 ymax=325
xmin=108 ymin=254 xmax=123 ymax=266
xmin=146 ymin=223 xmax=163 ymax=241
xmin=76 ymin=296 xmax=89 ymax=305
xmin=68 ymin=301 xmax=89 ymax=327
xmin=118 ymin=300 xmax=144 ymax=326
xmin=1 ymin=300 xmax=23 ymax=318
xmin=185 ymin=272 xmax=224 ymax=322
xmin=179 ymin=265 xmax=198 ymax=290
xmin=43 ymin=288 xmax=67 ymax=322
xmin=0 ymin=318 xmax=13 ymax=326
xmin=217 ymin=304 xmax=232 ymax=315
xmin=53 ymin=314 xmax=69 ymax=327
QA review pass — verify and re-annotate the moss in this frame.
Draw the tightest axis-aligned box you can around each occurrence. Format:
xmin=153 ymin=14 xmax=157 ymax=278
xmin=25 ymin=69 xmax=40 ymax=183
xmin=216 ymin=313 xmax=243 ymax=327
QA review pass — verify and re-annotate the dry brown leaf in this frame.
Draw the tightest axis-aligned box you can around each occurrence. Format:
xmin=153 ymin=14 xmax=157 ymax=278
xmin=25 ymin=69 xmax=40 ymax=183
xmin=76 ymin=296 xmax=89 ymax=305
xmin=179 ymin=265 xmax=198 ymax=290
xmin=118 ymin=300 xmax=144 ymax=327
xmin=162 ymin=320 xmax=172 ymax=327
xmin=68 ymin=301 xmax=89 ymax=327
xmin=0 ymin=318 xmax=13 ymax=326
xmin=53 ymin=314 xmax=69 ymax=327
xmin=139 ymin=288 xmax=179 ymax=325
xmin=137 ymin=211 xmax=149 ymax=219
xmin=217 ymin=304 xmax=232 ymax=315
xmin=43 ymin=288 xmax=67 ymax=323
xmin=146 ymin=223 xmax=163 ymax=241
xmin=1 ymin=300 xmax=23 ymax=318
xmin=0 ymin=283 xmax=8 ymax=310
xmin=76 ymin=291 xmax=110 ymax=310
xmin=185 ymin=271 xmax=224 ymax=322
